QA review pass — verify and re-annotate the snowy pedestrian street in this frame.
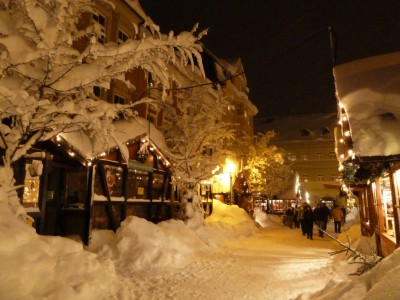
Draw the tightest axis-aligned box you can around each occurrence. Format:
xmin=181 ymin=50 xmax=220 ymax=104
xmin=116 ymin=211 xmax=356 ymax=300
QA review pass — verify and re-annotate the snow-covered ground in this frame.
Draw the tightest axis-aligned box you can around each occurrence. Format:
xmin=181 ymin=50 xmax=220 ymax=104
xmin=1 ymin=200 xmax=400 ymax=300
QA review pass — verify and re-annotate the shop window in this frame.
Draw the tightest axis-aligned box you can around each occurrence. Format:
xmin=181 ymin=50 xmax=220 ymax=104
xmin=126 ymin=169 xmax=149 ymax=199
xmin=94 ymin=164 xmax=124 ymax=198
xmin=22 ymin=160 xmax=42 ymax=207
xmin=394 ymin=170 xmax=400 ymax=238
xmin=152 ymin=172 xmax=165 ymax=200
xmin=64 ymin=169 xmax=87 ymax=208
xmin=379 ymin=176 xmax=395 ymax=239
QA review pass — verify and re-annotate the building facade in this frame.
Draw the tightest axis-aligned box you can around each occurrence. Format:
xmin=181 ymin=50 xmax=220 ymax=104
xmin=255 ymin=113 xmax=341 ymax=207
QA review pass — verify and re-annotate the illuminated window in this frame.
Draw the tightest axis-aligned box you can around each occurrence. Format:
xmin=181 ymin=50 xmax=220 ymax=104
xmin=380 ymin=176 xmax=395 ymax=239
xmin=94 ymin=165 xmax=123 ymax=197
xmin=126 ymin=169 xmax=149 ymax=199
xmin=22 ymin=161 xmax=41 ymax=207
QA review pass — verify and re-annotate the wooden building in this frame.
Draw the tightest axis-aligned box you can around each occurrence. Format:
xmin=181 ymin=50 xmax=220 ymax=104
xmin=16 ymin=118 xmax=178 ymax=245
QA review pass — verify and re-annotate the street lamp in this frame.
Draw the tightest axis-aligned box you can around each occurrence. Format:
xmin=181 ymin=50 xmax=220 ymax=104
xmin=226 ymin=162 xmax=236 ymax=205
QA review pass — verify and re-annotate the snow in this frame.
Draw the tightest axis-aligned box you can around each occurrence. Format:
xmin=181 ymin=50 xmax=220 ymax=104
xmin=334 ymin=51 xmax=400 ymax=158
xmin=59 ymin=117 xmax=168 ymax=160
xmin=2 ymin=198 xmax=400 ymax=300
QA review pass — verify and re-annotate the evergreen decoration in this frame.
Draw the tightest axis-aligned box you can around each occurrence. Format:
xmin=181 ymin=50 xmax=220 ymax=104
xmin=342 ymin=161 xmax=392 ymax=183
xmin=137 ymin=151 xmax=148 ymax=163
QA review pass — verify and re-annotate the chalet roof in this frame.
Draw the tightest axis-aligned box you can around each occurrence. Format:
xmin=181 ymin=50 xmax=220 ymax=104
xmin=333 ymin=51 xmax=400 ymax=159
xmin=58 ymin=117 xmax=167 ymax=161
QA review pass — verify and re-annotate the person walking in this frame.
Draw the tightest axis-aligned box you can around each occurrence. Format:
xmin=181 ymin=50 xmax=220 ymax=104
xmin=331 ymin=205 xmax=344 ymax=233
xmin=313 ymin=204 xmax=323 ymax=237
xmin=303 ymin=205 xmax=315 ymax=240
xmin=319 ymin=203 xmax=331 ymax=237
xmin=297 ymin=203 xmax=306 ymax=236
xmin=286 ymin=206 xmax=294 ymax=228
xmin=293 ymin=205 xmax=300 ymax=228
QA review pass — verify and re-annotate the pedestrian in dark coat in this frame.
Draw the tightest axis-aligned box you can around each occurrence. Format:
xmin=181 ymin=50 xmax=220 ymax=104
xmin=303 ymin=205 xmax=315 ymax=240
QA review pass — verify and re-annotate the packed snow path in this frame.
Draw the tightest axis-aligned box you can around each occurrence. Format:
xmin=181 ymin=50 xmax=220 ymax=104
xmin=120 ymin=224 xmax=348 ymax=300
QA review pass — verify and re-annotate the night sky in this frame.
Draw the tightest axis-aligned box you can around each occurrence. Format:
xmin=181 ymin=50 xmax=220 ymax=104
xmin=141 ymin=0 xmax=400 ymax=117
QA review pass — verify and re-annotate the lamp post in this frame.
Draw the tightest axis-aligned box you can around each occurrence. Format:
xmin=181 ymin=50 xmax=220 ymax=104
xmin=226 ymin=162 xmax=236 ymax=205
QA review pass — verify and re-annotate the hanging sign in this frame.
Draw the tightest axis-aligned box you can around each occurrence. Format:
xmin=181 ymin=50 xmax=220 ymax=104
xmin=128 ymin=159 xmax=153 ymax=172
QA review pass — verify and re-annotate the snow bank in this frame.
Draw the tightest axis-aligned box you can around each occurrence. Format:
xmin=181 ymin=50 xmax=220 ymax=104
xmin=0 ymin=202 xmax=128 ymax=300
xmin=90 ymin=200 xmax=258 ymax=274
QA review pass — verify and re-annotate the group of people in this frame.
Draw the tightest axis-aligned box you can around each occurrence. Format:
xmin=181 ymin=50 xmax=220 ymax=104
xmin=284 ymin=203 xmax=346 ymax=240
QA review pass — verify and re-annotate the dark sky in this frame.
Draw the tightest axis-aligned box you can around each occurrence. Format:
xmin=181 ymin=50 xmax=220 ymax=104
xmin=141 ymin=0 xmax=400 ymax=117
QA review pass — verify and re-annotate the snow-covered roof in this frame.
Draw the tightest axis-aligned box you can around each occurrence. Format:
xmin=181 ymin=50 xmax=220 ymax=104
xmin=59 ymin=117 xmax=167 ymax=161
xmin=334 ymin=51 xmax=400 ymax=158
xmin=255 ymin=113 xmax=338 ymax=143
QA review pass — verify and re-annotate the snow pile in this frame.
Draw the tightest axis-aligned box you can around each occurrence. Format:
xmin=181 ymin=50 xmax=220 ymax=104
xmin=205 ymin=200 xmax=259 ymax=242
xmin=301 ymin=246 xmax=400 ymax=300
xmin=95 ymin=217 xmax=210 ymax=275
xmin=90 ymin=200 xmax=258 ymax=274
xmin=253 ymin=207 xmax=284 ymax=228
xmin=0 ymin=202 xmax=127 ymax=300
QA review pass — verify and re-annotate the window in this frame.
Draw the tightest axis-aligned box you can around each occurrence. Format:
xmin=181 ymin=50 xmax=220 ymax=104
xmin=331 ymin=174 xmax=338 ymax=181
xmin=118 ymin=29 xmax=129 ymax=44
xmin=126 ymin=169 xmax=149 ymax=199
xmin=301 ymin=153 xmax=307 ymax=160
xmin=300 ymin=128 xmax=312 ymax=136
xmin=236 ymin=103 xmax=244 ymax=116
xmin=316 ymin=152 xmax=322 ymax=159
xmin=317 ymin=175 xmax=324 ymax=181
xmin=64 ymin=169 xmax=87 ymax=208
xmin=302 ymin=175 xmax=308 ymax=182
xmin=22 ymin=160 xmax=42 ymax=208
xmin=114 ymin=94 xmax=125 ymax=105
xmin=380 ymin=176 xmax=395 ymax=239
xmin=93 ymin=86 xmax=102 ymax=98
xmin=319 ymin=127 xmax=330 ymax=135
xmin=329 ymin=152 xmax=336 ymax=159
xmin=94 ymin=165 xmax=123 ymax=198
xmin=152 ymin=173 xmax=165 ymax=199
xmin=92 ymin=11 xmax=106 ymax=44
xmin=289 ymin=154 xmax=297 ymax=161
xmin=147 ymin=104 xmax=158 ymax=126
